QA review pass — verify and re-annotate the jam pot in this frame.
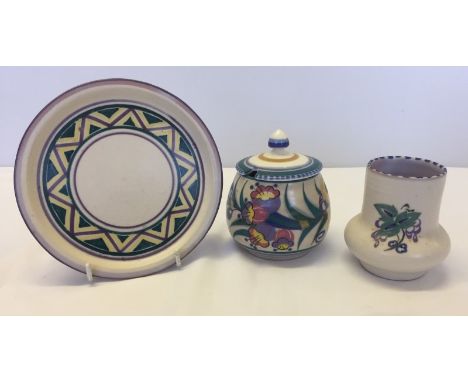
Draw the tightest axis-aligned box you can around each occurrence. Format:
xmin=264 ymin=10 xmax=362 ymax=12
xmin=226 ymin=129 xmax=331 ymax=260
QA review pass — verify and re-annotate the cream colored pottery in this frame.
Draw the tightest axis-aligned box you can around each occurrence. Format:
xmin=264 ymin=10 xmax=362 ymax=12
xmin=15 ymin=79 xmax=223 ymax=279
xmin=226 ymin=130 xmax=331 ymax=260
xmin=344 ymin=156 xmax=450 ymax=281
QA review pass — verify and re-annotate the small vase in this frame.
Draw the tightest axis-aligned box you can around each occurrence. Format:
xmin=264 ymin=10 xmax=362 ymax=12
xmin=344 ymin=156 xmax=450 ymax=281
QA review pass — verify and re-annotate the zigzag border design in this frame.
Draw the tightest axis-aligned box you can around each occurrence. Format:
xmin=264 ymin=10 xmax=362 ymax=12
xmin=42 ymin=104 xmax=201 ymax=257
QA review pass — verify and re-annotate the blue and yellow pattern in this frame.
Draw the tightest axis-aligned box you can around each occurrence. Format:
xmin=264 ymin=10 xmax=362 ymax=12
xmin=41 ymin=104 xmax=201 ymax=258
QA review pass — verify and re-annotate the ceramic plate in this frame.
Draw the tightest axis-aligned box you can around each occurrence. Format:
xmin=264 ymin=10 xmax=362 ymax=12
xmin=15 ymin=79 xmax=222 ymax=278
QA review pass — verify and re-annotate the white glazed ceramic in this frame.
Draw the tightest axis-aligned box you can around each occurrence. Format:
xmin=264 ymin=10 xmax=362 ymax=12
xmin=15 ymin=79 xmax=223 ymax=279
xmin=344 ymin=156 xmax=450 ymax=280
xmin=226 ymin=130 xmax=331 ymax=260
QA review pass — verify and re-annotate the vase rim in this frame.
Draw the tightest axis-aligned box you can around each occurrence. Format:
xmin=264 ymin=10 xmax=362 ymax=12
xmin=367 ymin=156 xmax=447 ymax=180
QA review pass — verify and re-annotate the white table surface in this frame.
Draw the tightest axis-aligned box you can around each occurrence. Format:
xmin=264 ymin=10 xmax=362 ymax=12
xmin=1 ymin=167 xmax=467 ymax=315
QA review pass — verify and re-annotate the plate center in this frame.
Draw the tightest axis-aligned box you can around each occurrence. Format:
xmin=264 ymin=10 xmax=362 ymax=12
xmin=69 ymin=129 xmax=177 ymax=232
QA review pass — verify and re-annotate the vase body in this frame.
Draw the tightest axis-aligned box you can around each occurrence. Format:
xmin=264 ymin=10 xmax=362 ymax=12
xmin=227 ymin=173 xmax=330 ymax=259
xmin=345 ymin=156 xmax=450 ymax=280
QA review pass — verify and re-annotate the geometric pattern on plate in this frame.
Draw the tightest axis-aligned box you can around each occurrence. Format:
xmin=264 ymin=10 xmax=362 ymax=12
xmin=41 ymin=104 xmax=201 ymax=259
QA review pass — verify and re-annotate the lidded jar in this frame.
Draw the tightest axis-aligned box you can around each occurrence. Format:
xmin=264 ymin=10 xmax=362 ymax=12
xmin=226 ymin=129 xmax=331 ymax=260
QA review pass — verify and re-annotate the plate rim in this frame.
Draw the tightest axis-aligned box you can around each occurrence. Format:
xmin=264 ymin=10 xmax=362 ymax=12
xmin=14 ymin=78 xmax=223 ymax=279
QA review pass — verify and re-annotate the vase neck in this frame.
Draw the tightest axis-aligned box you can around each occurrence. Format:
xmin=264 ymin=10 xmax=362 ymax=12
xmin=361 ymin=169 xmax=446 ymax=234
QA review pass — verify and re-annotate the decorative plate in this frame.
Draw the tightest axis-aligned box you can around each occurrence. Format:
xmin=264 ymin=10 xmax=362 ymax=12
xmin=15 ymin=79 xmax=222 ymax=279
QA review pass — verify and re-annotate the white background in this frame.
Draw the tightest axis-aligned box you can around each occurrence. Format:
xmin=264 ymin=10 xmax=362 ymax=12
xmin=3 ymin=0 xmax=468 ymax=380
xmin=2 ymin=66 xmax=468 ymax=168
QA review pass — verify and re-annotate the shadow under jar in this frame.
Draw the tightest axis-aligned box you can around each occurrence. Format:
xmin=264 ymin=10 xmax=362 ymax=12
xmin=344 ymin=156 xmax=450 ymax=281
xmin=226 ymin=130 xmax=331 ymax=260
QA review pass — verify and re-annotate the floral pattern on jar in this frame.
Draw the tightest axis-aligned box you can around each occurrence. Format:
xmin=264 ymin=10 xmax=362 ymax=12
xmin=226 ymin=175 xmax=330 ymax=256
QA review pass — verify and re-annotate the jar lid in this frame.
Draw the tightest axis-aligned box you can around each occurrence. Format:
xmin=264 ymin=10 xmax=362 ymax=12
xmin=236 ymin=129 xmax=322 ymax=182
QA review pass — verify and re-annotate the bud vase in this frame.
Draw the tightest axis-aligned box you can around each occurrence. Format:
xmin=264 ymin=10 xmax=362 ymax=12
xmin=344 ymin=156 xmax=450 ymax=281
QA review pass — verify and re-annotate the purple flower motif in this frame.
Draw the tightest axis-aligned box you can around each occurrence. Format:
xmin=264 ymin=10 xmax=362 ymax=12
xmin=372 ymin=230 xmax=387 ymax=247
xmin=242 ymin=201 xmax=269 ymax=224
xmin=396 ymin=243 xmax=408 ymax=253
xmin=250 ymin=185 xmax=280 ymax=201
xmin=388 ymin=240 xmax=399 ymax=249
xmin=272 ymin=229 xmax=294 ymax=250
xmin=405 ymin=218 xmax=422 ymax=241
xmin=254 ymin=197 xmax=280 ymax=213
xmin=248 ymin=223 xmax=275 ymax=248
xmin=387 ymin=240 xmax=407 ymax=253
xmin=249 ymin=185 xmax=281 ymax=214
xmin=256 ymin=223 xmax=276 ymax=241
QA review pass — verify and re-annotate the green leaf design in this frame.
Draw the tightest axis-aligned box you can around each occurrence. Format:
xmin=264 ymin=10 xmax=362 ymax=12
xmin=378 ymin=220 xmax=400 ymax=237
xmin=372 ymin=202 xmax=422 ymax=253
xmin=314 ymin=179 xmax=323 ymax=197
xmin=233 ymin=228 xmax=250 ymax=237
xmin=374 ymin=203 xmax=398 ymax=220
xmin=312 ymin=212 xmax=329 ymax=244
xmin=298 ymin=227 xmax=312 ymax=249
xmin=396 ymin=211 xmax=421 ymax=229
xmin=297 ymin=218 xmax=320 ymax=249
xmin=238 ymin=181 xmax=248 ymax=210
xmin=284 ymin=184 xmax=309 ymax=221
xmin=230 ymin=218 xmax=246 ymax=227
xmin=303 ymin=183 xmax=322 ymax=218
xmin=230 ymin=177 xmax=241 ymax=211
xmin=230 ymin=196 xmax=240 ymax=212
xmin=266 ymin=212 xmax=302 ymax=230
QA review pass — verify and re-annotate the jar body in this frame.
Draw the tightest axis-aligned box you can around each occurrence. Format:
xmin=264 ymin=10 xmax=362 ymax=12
xmin=226 ymin=173 xmax=331 ymax=260
xmin=344 ymin=159 xmax=450 ymax=280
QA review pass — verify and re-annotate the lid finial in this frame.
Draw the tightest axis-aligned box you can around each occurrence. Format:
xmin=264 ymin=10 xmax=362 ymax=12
xmin=237 ymin=128 xmax=322 ymax=180
xmin=268 ymin=129 xmax=289 ymax=148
